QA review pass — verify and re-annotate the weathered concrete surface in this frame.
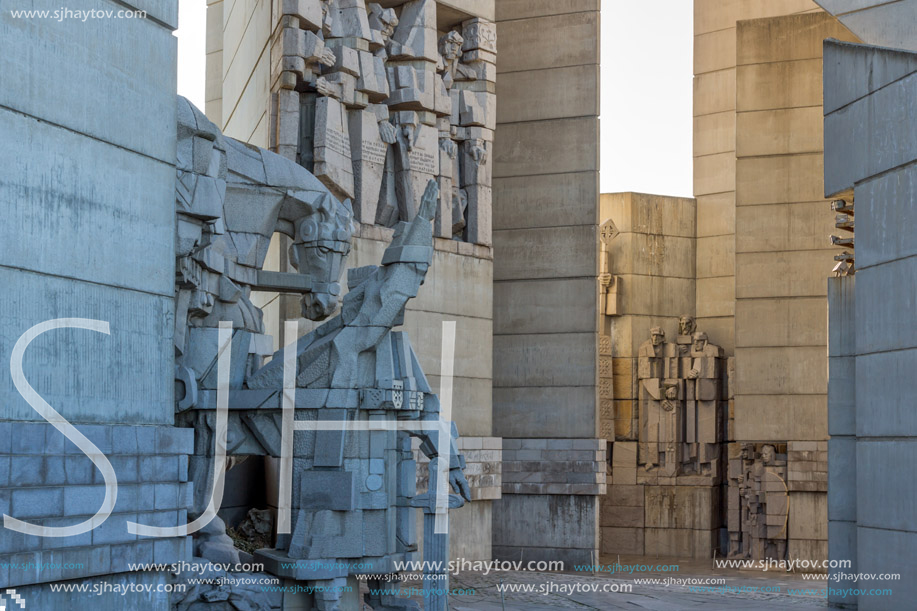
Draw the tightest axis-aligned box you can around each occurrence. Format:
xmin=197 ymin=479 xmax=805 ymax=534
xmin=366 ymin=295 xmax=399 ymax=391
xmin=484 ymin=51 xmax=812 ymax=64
xmin=815 ymin=0 xmax=917 ymax=52
xmin=825 ymin=39 xmax=917 ymax=610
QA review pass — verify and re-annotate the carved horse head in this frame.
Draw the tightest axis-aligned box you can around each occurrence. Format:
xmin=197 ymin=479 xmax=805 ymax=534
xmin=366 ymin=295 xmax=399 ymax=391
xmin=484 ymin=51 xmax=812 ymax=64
xmin=282 ymin=189 xmax=354 ymax=320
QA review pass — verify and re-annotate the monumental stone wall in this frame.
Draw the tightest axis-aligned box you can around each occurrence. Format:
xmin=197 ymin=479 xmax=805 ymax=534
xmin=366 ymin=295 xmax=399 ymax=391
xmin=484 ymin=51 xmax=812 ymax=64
xmin=491 ymin=0 xmax=602 ymax=566
xmin=824 ymin=39 xmax=917 ymax=610
xmin=0 ymin=0 xmax=193 ymax=599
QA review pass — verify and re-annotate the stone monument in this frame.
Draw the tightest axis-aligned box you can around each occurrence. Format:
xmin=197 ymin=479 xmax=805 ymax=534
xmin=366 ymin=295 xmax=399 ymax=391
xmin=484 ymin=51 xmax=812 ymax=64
xmin=727 ymin=443 xmax=789 ymax=560
xmin=173 ymin=96 xmax=470 ymax=610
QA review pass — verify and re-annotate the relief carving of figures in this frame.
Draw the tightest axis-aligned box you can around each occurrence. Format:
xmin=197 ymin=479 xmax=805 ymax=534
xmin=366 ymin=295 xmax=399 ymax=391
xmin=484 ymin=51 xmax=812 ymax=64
xmin=728 ymin=443 xmax=789 ymax=561
xmin=636 ymin=317 xmax=725 ymax=483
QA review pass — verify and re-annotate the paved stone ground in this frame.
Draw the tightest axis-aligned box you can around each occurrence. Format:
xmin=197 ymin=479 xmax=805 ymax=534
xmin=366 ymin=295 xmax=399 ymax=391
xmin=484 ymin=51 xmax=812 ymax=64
xmin=362 ymin=556 xmax=830 ymax=610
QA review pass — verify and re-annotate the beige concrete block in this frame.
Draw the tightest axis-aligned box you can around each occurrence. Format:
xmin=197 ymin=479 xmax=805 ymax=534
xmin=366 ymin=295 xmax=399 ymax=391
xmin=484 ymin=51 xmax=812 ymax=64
xmin=694 ymin=0 xmax=819 ymax=35
xmin=736 ymin=297 xmax=827 ymax=348
xmin=616 ymin=275 xmax=696 ymax=318
xmin=494 ymin=386 xmax=597 ymax=439
xmin=494 ymin=117 xmax=598 ymax=178
xmin=735 ymin=394 xmax=827 ymax=441
xmin=736 ymin=250 xmax=836 ymax=298
xmin=695 ymin=316 xmax=735 ymax=355
xmin=694 ymin=68 xmax=736 ymax=116
xmin=604 ymin=484 xmax=644 ymax=507
xmin=644 ymin=527 xmax=717 ymax=559
xmin=601 ymin=505 xmax=644 ymax=528
xmin=206 ymin=2 xmax=224 ymax=55
xmin=614 ymin=407 xmax=637 ymax=440
xmin=427 ymin=374 xmax=493 ymax=437
xmin=222 ymin=53 xmax=270 ymax=142
xmin=494 ymin=278 xmax=596 ymax=335
xmin=494 ymin=172 xmax=598 ymax=231
xmin=402 ymin=311 xmax=492 ymax=381
xmin=695 ymin=27 xmax=737 ymax=75
xmin=610 ymin=234 xmax=696 ymax=279
xmin=437 ymin=0 xmax=494 ymax=22
xmin=612 ymin=358 xmax=636 ymax=401
xmin=788 ymin=538 xmax=828 ymax=563
xmin=222 ymin=0 xmax=271 ymax=103
xmin=694 ymin=111 xmax=736 ymax=158
xmin=736 ymin=13 xmax=859 ymax=66
xmin=737 ymin=107 xmax=824 ymax=157
xmin=697 ymin=192 xmax=736 ymax=238
xmin=205 ymin=98 xmax=224 ymax=131
xmin=645 ymin=487 xmax=719 ymax=530
xmin=694 ymin=152 xmax=736 ymax=196
xmin=409 ymin=249 xmax=494 ymax=319
xmin=788 ymin=491 xmax=828 ymax=540
xmin=612 ymin=441 xmax=637 ymax=469
xmin=497 ymin=65 xmax=598 ymax=123
xmin=497 ymin=11 xmax=598 ymax=73
xmin=600 ymin=526 xmax=644 ymax=556
xmin=493 ymin=225 xmax=597 ymax=281
xmin=735 ymin=201 xmax=837 ymax=254
xmin=497 ymin=0 xmax=599 ymax=21
xmin=696 ymin=277 xmax=735 ymax=318
xmin=697 ymin=235 xmax=735 ymax=279
xmin=494 ymin=332 xmax=596 ymax=388
xmin=206 ymin=51 xmax=224 ymax=103
xmin=736 ymin=59 xmax=823 ymax=112
xmin=735 ymin=153 xmax=824 ymax=206
xmin=613 ymin=466 xmax=637 ymax=486
xmin=736 ymin=346 xmax=827 ymax=395
xmin=602 ymin=193 xmax=697 ymax=239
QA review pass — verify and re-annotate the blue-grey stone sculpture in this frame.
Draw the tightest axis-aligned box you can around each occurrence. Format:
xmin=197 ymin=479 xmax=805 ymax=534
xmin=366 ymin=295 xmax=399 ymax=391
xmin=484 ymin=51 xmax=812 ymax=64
xmin=173 ymin=97 xmax=470 ymax=611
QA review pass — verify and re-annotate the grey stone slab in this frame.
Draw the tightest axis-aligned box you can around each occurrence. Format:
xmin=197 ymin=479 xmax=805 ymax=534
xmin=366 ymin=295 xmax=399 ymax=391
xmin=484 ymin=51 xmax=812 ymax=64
xmin=0 ymin=270 xmax=174 ymax=425
xmin=824 ymin=40 xmax=917 ymax=114
xmin=494 ymin=386 xmax=597 ymax=440
xmin=493 ymin=226 xmax=598 ymax=281
xmin=494 ymin=117 xmax=598 ymax=178
xmin=92 ymin=512 xmax=139 ymax=546
xmin=494 ymin=332 xmax=596 ymax=387
xmin=493 ymin=172 xmax=598 ymax=231
xmin=855 ymin=259 xmax=917 ymax=355
xmin=856 ymin=440 xmax=917 ymax=531
xmin=828 ymin=356 xmax=856 ymax=436
xmin=155 ymin=427 xmax=195 ymax=455
xmin=828 ymin=276 xmax=857 ymax=357
xmin=855 ymin=161 xmax=917 ymax=269
xmin=10 ymin=488 xmax=64 ymax=519
xmin=838 ymin=2 xmax=917 ymax=54
xmin=856 ymin=526 xmax=917 ymax=610
xmin=828 ymin=437 xmax=856 ymax=522
xmin=494 ymin=278 xmax=597 ymax=335
xmin=496 ymin=11 xmax=598 ymax=73
xmin=825 ymin=71 xmax=917 ymax=196
xmin=0 ymin=0 xmax=178 ymax=163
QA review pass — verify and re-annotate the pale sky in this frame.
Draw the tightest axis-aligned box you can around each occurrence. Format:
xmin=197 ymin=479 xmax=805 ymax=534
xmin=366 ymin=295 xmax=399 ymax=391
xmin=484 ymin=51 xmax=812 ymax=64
xmin=175 ymin=0 xmax=694 ymax=198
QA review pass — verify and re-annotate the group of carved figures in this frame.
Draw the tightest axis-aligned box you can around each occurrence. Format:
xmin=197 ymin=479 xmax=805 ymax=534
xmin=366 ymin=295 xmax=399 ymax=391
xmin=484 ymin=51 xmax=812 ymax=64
xmin=637 ymin=316 xmax=724 ymax=480
xmin=274 ymin=0 xmax=496 ymax=246
xmin=635 ymin=318 xmax=789 ymax=560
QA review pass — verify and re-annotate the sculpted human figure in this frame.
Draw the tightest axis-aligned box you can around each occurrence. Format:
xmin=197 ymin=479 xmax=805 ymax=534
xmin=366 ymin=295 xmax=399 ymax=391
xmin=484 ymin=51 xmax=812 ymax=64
xmin=638 ymin=327 xmax=679 ymax=472
xmin=735 ymin=444 xmax=788 ymax=560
